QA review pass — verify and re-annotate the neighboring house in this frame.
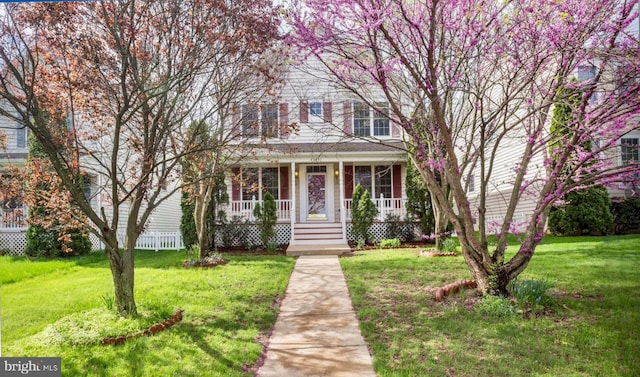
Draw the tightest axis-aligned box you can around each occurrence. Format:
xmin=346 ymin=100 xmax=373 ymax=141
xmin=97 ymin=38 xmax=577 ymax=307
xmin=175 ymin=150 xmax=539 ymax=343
xmin=221 ymin=61 xmax=409 ymax=254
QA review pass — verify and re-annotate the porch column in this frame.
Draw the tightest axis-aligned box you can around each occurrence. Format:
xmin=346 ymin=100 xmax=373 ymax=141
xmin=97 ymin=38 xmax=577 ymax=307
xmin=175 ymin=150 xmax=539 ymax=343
xmin=290 ymin=162 xmax=296 ymax=243
xmin=339 ymin=160 xmax=347 ymax=242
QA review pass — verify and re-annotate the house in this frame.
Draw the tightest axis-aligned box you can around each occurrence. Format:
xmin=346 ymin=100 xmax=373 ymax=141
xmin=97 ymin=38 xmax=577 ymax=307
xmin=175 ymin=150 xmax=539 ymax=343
xmin=220 ymin=60 xmax=411 ymax=255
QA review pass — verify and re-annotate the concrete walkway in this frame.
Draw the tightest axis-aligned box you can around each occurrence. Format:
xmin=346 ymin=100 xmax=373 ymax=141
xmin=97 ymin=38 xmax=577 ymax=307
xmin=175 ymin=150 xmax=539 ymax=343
xmin=257 ymin=255 xmax=376 ymax=377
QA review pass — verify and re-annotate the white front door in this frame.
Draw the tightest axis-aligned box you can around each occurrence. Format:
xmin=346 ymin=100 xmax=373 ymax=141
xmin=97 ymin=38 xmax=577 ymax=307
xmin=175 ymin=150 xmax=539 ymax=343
xmin=301 ymin=165 xmax=334 ymax=222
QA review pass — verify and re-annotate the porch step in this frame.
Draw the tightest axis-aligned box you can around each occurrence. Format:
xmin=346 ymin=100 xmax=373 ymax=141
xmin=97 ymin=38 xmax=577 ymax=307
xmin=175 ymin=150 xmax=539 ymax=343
xmin=287 ymin=222 xmax=350 ymax=256
xmin=286 ymin=244 xmax=352 ymax=256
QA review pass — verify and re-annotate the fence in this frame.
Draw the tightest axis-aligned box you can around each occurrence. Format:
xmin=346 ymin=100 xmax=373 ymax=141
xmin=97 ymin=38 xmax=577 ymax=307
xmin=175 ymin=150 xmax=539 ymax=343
xmin=0 ymin=229 xmax=184 ymax=256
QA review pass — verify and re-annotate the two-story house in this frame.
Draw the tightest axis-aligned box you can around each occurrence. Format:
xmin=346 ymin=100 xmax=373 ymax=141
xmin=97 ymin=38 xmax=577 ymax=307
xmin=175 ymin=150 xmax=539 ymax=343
xmin=221 ymin=60 xmax=410 ymax=255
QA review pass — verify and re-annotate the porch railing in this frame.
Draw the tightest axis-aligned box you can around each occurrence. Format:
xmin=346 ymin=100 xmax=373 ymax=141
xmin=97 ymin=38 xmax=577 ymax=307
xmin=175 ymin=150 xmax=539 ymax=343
xmin=0 ymin=207 xmax=26 ymax=229
xmin=344 ymin=196 xmax=407 ymax=221
xmin=227 ymin=198 xmax=291 ymax=222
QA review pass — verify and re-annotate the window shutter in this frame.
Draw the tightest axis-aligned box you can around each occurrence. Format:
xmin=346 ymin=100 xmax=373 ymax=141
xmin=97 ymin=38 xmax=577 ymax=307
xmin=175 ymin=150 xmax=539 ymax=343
xmin=280 ymin=166 xmax=289 ymax=200
xmin=299 ymin=102 xmax=309 ymax=123
xmin=279 ymin=103 xmax=289 ymax=139
xmin=323 ymin=102 xmax=332 ymax=123
xmin=392 ymin=165 xmax=402 ymax=199
xmin=344 ymin=165 xmax=354 ymax=199
xmin=231 ymin=167 xmax=241 ymax=201
xmin=343 ymin=101 xmax=352 ymax=135
xmin=392 ymin=119 xmax=401 ymax=138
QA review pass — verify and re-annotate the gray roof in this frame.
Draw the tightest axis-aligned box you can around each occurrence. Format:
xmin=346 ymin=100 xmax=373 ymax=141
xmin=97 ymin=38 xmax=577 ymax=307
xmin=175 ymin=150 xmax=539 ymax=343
xmin=265 ymin=141 xmax=406 ymax=155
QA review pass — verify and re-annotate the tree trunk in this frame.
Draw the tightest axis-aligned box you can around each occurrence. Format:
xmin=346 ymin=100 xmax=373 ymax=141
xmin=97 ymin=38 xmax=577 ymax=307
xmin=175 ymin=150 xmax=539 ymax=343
xmin=459 ymin=240 xmax=510 ymax=296
xmin=104 ymin=235 xmax=137 ymax=317
xmin=433 ymin=204 xmax=448 ymax=250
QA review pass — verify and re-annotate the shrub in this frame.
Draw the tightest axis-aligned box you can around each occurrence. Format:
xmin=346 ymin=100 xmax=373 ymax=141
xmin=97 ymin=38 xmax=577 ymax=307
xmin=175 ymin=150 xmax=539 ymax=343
xmin=437 ymin=237 xmax=457 ymax=253
xmin=379 ymin=238 xmax=401 ymax=248
xmin=179 ymin=191 xmax=198 ymax=250
xmin=25 ymin=224 xmax=91 ymax=258
xmin=611 ymin=197 xmax=640 ymax=234
xmin=548 ymin=185 xmax=613 ymax=235
xmin=476 ymin=295 xmax=516 ymax=318
xmin=352 ymin=185 xmax=378 ymax=244
xmin=405 ymin=160 xmax=434 ymax=237
xmin=253 ymin=192 xmax=277 ymax=247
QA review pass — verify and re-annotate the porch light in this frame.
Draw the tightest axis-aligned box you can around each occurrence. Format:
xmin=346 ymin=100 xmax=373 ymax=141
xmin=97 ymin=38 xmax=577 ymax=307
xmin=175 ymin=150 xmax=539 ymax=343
xmin=295 ymin=170 xmax=299 ymax=177
xmin=334 ymin=169 xmax=340 ymax=176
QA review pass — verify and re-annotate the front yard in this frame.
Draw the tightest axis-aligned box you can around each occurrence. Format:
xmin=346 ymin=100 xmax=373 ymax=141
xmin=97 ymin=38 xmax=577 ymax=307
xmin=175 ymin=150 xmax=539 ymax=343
xmin=0 ymin=250 xmax=295 ymax=376
xmin=340 ymin=234 xmax=640 ymax=377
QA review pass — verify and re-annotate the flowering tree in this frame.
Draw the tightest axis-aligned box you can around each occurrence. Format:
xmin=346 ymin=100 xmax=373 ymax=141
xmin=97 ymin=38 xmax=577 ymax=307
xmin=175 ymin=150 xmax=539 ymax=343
xmin=290 ymin=0 xmax=640 ymax=294
xmin=0 ymin=0 xmax=282 ymax=316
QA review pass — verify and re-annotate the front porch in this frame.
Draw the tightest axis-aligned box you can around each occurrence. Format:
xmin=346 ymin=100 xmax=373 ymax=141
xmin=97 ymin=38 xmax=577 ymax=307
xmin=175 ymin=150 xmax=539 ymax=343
xmin=227 ymin=159 xmax=408 ymax=255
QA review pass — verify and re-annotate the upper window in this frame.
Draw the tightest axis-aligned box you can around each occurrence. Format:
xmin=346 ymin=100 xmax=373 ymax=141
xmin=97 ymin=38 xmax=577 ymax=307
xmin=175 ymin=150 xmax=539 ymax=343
xmin=353 ymin=102 xmax=390 ymax=137
xmin=621 ymin=138 xmax=639 ymax=164
xmin=16 ymin=126 xmax=27 ymax=148
xmin=241 ymin=104 xmax=278 ymax=138
xmin=309 ymin=102 xmax=323 ymax=118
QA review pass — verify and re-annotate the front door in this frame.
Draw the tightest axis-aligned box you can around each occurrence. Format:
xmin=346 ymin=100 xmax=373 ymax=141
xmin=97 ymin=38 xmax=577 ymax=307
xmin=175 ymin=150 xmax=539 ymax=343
xmin=301 ymin=165 xmax=334 ymax=222
xmin=307 ymin=172 xmax=327 ymax=220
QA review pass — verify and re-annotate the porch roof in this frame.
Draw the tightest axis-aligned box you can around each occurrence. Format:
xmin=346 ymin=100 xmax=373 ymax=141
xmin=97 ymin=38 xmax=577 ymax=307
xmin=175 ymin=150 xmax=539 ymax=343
xmin=269 ymin=141 xmax=405 ymax=154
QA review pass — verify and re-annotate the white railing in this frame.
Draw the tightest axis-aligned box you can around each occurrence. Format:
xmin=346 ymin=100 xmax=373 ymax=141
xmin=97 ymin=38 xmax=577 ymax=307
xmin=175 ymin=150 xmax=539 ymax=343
xmin=227 ymin=198 xmax=291 ymax=222
xmin=344 ymin=196 xmax=408 ymax=221
xmin=131 ymin=231 xmax=183 ymax=251
xmin=0 ymin=207 xmax=27 ymax=229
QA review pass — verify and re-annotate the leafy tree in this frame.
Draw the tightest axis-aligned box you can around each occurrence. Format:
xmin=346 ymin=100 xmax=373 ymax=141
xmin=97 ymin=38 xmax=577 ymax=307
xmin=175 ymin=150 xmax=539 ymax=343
xmin=253 ymin=191 xmax=278 ymax=247
xmin=0 ymin=0 xmax=282 ymax=316
xmin=290 ymin=0 xmax=640 ymax=294
xmin=351 ymin=184 xmax=378 ymax=244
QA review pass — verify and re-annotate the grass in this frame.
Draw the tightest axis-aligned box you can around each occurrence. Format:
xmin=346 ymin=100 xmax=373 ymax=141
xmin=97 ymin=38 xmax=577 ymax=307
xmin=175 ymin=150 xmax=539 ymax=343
xmin=1 ymin=250 xmax=296 ymax=376
xmin=340 ymin=234 xmax=640 ymax=377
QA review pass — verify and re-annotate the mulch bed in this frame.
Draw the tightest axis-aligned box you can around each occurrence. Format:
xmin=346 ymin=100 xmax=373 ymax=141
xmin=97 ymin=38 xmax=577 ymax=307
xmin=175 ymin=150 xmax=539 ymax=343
xmin=101 ymin=309 xmax=183 ymax=346
xmin=434 ymin=280 xmax=478 ymax=302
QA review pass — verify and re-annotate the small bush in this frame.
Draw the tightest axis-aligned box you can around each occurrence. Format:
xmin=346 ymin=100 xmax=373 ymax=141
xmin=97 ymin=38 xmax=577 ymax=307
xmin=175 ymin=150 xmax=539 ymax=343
xmin=379 ymin=238 xmax=401 ymax=248
xmin=611 ymin=197 xmax=640 ymax=234
xmin=352 ymin=185 xmax=378 ymax=244
xmin=509 ymin=278 xmax=555 ymax=313
xmin=548 ymin=185 xmax=613 ymax=235
xmin=438 ymin=237 xmax=457 ymax=253
xmin=476 ymin=295 xmax=516 ymax=318
xmin=254 ymin=192 xmax=278 ymax=248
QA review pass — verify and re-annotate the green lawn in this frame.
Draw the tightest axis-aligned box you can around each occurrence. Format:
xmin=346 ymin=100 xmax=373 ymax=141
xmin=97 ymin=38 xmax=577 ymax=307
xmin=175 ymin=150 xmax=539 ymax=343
xmin=340 ymin=234 xmax=640 ymax=377
xmin=0 ymin=250 xmax=296 ymax=376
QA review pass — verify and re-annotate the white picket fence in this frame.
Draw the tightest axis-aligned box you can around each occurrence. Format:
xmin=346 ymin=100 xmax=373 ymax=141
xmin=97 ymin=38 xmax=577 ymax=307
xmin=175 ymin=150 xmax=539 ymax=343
xmin=0 ymin=229 xmax=184 ymax=256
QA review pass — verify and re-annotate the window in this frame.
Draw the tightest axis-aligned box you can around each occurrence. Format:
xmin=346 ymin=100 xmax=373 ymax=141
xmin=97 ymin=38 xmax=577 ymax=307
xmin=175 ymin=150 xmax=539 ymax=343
xmin=466 ymin=173 xmax=475 ymax=193
xmin=16 ymin=126 xmax=26 ymax=148
xmin=261 ymin=104 xmax=278 ymax=138
xmin=577 ymin=65 xmax=596 ymax=82
xmin=374 ymin=166 xmax=392 ymax=199
xmin=309 ymin=102 xmax=323 ymax=117
xmin=354 ymin=166 xmax=372 ymax=193
xmin=621 ymin=138 xmax=639 ymax=164
xmin=354 ymin=165 xmax=394 ymax=198
xmin=241 ymin=167 xmax=280 ymax=201
xmin=353 ymin=102 xmax=390 ymax=137
xmin=241 ymin=168 xmax=259 ymax=201
xmin=262 ymin=167 xmax=279 ymax=199
xmin=241 ymin=105 xmax=259 ymax=137
xmin=241 ymin=104 xmax=279 ymax=138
